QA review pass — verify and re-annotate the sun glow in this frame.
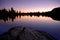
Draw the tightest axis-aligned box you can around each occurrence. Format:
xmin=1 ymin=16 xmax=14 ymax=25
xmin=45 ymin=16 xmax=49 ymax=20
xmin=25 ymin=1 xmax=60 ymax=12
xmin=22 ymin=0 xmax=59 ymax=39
xmin=15 ymin=7 xmax=53 ymax=13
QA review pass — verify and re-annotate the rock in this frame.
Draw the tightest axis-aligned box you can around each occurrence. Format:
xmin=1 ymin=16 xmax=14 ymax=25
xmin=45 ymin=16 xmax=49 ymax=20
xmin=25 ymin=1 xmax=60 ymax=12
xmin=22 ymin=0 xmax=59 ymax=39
xmin=0 ymin=26 xmax=56 ymax=40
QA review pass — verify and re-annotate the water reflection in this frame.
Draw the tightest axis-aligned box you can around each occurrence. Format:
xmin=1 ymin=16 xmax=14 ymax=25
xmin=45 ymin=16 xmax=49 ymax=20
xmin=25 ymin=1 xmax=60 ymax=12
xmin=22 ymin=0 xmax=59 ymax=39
xmin=0 ymin=7 xmax=60 ymax=22
xmin=0 ymin=7 xmax=60 ymax=40
xmin=0 ymin=15 xmax=60 ymax=40
xmin=0 ymin=15 xmax=60 ymax=22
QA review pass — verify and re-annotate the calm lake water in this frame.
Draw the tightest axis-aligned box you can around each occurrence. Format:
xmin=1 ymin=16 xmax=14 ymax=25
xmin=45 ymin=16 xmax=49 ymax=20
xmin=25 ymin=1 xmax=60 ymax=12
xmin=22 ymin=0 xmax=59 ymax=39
xmin=0 ymin=15 xmax=60 ymax=40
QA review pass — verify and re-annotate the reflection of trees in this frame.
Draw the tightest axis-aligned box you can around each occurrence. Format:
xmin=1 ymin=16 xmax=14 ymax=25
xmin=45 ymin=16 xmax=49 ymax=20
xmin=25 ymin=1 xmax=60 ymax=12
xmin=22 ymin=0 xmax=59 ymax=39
xmin=0 ymin=7 xmax=60 ymax=22
xmin=0 ymin=8 xmax=17 ymax=22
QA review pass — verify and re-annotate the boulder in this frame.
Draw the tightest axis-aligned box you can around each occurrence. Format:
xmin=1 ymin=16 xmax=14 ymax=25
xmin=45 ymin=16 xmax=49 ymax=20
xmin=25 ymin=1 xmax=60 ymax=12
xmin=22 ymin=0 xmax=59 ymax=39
xmin=0 ymin=26 xmax=56 ymax=40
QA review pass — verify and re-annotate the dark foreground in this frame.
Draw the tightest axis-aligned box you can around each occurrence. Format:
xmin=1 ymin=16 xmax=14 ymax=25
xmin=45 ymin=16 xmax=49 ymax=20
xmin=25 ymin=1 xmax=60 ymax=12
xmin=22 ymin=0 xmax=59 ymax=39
xmin=0 ymin=26 xmax=56 ymax=40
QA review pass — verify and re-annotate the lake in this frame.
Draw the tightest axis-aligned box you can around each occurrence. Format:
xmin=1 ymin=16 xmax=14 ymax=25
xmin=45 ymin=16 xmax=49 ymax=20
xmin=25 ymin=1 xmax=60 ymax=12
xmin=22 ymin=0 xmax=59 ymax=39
xmin=0 ymin=15 xmax=60 ymax=40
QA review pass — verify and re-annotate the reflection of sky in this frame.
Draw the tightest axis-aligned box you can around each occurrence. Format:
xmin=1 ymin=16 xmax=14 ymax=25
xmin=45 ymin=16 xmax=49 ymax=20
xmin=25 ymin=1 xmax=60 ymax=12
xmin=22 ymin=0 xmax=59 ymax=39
xmin=0 ymin=0 xmax=60 ymax=12
xmin=0 ymin=16 xmax=60 ymax=40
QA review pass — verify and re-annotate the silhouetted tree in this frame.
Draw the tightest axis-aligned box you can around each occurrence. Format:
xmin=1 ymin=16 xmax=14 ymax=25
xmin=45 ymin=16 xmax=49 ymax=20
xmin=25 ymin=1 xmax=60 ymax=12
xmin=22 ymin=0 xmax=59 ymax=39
xmin=19 ymin=11 xmax=21 ymax=13
xmin=10 ymin=7 xmax=15 ymax=13
xmin=0 ymin=7 xmax=60 ymax=21
xmin=1 ymin=8 xmax=8 ymax=14
xmin=0 ymin=10 xmax=1 ymax=12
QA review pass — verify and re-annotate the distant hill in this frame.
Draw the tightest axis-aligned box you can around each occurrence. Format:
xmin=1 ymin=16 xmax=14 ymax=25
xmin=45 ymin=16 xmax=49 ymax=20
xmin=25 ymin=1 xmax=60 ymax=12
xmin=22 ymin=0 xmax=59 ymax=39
xmin=49 ymin=7 xmax=60 ymax=21
xmin=52 ymin=7 xmax=60 ymax=11
xmin=51 ymin=7 xmax=60 ymax=14
xmin=0 ymin=7 xmax=60 ymax=21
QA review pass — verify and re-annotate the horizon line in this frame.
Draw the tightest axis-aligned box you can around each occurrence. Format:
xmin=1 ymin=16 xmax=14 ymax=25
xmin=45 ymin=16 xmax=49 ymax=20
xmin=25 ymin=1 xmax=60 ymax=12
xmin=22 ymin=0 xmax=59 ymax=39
xmin=0 ymin=7 xmax=60 ymax=13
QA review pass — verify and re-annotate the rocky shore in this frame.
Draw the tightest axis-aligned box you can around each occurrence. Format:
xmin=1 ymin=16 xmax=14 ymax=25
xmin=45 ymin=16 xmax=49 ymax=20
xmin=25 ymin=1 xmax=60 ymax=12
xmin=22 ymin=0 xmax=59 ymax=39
xmin=0 ymin=26 xmax=56 ymax=40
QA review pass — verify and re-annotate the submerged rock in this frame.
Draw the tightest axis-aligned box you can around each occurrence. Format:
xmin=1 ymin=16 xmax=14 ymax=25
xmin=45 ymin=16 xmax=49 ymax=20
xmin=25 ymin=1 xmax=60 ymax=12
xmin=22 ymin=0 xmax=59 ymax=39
xmin=0 ymin=26 xmax=56 ymax=40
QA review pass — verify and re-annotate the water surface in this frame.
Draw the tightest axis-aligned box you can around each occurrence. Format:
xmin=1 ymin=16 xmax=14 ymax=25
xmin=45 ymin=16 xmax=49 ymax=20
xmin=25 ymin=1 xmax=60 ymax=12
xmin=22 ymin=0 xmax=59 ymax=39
xmin=0 ymin=15 xmax=60 ymax=40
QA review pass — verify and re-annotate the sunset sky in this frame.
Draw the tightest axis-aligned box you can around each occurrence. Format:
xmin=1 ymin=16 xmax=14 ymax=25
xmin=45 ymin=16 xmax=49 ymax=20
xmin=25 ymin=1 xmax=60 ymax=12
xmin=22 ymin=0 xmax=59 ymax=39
xmin=0 ymin=0 xmax=60 ymax=12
